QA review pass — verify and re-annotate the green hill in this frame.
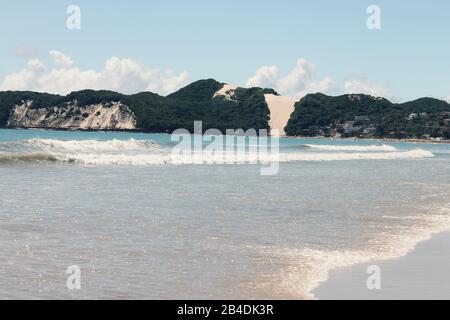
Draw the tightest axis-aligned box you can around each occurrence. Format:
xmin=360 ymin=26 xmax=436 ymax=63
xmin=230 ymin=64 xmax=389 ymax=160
xmin=0 ymin=80 xmax=273 ymax=133
xmin=285 ymin=93 xmax=450 ymax=139
xmin=2 ymin=82 xmax=449 ymax=139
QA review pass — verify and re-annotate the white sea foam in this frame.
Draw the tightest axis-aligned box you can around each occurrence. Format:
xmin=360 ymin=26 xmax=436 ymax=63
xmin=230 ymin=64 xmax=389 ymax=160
xmin=62 ymin=153 xmax=170 ymax=165
xmin=56 ymin=149 xmax=433 ymax=166
xmin=278 ymin=149 xmax=433 ymax=162
xmin=304 ymin=144 xmax=398 ymax=152
xmin=0 ymin=139 xmax=434 ymax=166
xmin=27 ymin=138 xmax=160 ymax=152
xmin=0 ymin=152 xmax=58 ymax=163
xmin=264 ymin=208 xmax=450 ymax=300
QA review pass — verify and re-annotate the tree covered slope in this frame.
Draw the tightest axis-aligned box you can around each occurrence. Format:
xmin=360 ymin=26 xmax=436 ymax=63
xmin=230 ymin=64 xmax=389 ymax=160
xmin=0 ymin=79 xmax=276 ymax=133
xmin=285 ymin=93 xmax=450 ymax=139
xmin=2 ymin=81 xmax=449 ymax=139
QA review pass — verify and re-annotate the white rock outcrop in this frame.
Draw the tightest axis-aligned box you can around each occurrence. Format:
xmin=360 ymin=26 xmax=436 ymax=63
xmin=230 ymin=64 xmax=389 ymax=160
xmin=7 ymin=101 xmax=137 ymax=130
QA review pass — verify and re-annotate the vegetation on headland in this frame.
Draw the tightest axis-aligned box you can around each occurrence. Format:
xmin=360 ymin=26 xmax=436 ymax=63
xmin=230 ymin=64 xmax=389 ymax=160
xmin=1 ymin=80 xmax=450 ymax=140
xmin=285 ymin=93 xmax=450 ymax=140
xmin=0 ymin=79 xmax=275 ymax=133
xmin=131 ymin=81 xmax=275 ymax=132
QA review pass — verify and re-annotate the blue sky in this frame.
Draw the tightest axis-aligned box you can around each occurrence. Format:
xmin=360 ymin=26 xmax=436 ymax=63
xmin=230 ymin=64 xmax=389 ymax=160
xmin=0 ymin=0 xmax=449 ymax=101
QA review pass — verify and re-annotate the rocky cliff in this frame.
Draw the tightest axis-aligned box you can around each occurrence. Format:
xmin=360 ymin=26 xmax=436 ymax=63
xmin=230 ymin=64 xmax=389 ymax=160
xmin=6 ymin=100 xmax=136 ymax=130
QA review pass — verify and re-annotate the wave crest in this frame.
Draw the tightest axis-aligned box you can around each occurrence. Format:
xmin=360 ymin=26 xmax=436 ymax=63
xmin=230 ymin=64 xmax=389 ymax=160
xmin=303 ymin=144 xmax=398 ymax=151
xmin=27 ymin=138 xmax=160 ymax=152
xmin=279 ymin=149 xmax=433 ymax=162
xmin=0 ymin=138 xmax=434 ymax=166
xmin=0 ymin=152 xmax=58 ymax=163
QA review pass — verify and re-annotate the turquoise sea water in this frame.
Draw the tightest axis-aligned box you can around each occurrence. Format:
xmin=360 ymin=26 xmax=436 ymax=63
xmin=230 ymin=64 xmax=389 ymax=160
xmin=0 ymin=128 xmax=449 ymax=299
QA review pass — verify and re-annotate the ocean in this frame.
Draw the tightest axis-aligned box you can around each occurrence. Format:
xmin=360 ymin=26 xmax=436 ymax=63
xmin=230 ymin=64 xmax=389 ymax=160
xmin=0 ymin=128 xmax=449 ymax=299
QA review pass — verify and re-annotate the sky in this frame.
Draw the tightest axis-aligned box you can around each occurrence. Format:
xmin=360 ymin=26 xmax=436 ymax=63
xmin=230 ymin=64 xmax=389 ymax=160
xmin=0 ymin=0 xmax=449 ymax=102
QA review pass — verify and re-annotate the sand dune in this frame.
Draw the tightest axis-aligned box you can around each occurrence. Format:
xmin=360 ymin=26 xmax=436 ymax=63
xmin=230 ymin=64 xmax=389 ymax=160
xmin=214 ymin=85 xmax=298 ymax=136
xmin=213 ymin=84 xmax=238 ymax=100
xmin=264 ymin=94 xmax=298 ymax=136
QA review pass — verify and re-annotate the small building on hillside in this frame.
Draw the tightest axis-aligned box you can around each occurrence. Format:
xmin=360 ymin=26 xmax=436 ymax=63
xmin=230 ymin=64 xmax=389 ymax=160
xmin=343 ymin=121 xmax=355 ymax=134
xmin=439 ymin=111 xmax=450 ymax=119
xmin=407 ymin=113 xmax=418 ymax=121
xmin=354 ymin=116 xmax=370 ymax=123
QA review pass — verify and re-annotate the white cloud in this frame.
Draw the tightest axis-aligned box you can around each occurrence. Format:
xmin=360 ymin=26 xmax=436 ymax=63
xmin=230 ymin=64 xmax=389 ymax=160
xmin=246 ymin=59 xmax=335 ymax=98
xmin=246 ymin=59 xmax=392 ymax=99
xmin=27 ymin=59 xmax=46 ymax=72
xmin=245 ymin=65 xmax=279 ymax=89
xmin=3 ymin=52 xmax=393 ymax=100
xmin=446 ymin=96 xmax=450 ymax=103
xmin=344 ymin=79 xmax=390 ymax=97
xmin=0 ymin=50 xmax=190 ymax=96
xmin=49 ymin=50 xmax=74 ymax=68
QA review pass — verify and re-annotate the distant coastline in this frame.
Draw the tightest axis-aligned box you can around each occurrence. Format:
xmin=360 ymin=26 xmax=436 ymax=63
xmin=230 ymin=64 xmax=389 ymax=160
xmin=1 ymin=80 xmax=449 ymax=141
xmin=2 ymin=127 xmax=450 ymax=145
xmin=286 ymin=135 xmax=450 ymax=144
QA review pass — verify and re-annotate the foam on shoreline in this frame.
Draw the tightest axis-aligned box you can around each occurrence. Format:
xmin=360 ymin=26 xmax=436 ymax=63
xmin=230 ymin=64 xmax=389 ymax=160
xmin=269 ymin=209 xmax=450 ymax=299
xmin=313 ymin=231 xmax=450 ymax=300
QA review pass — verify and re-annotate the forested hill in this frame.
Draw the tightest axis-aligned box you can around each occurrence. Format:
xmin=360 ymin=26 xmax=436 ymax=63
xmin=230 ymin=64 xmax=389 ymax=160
xmin=1 ymin=81 xmax=450 ymax=139
xmin=0 ymin=79 xmax=277 ymax=133
xmin=285 ymin=93 xmax=450 ymax=139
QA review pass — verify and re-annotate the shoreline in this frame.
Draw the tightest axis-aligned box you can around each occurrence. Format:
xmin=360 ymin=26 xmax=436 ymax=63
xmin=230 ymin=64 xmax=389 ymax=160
xmin=312 ymin=231 xmax=450 ymax=300
xmin=285 ymin=135 xmax=450 ymax=144
xmin=2 ymin=127 xmax=450 ymax=144
xmin=0 ymin=126 xmax=165 ymax=135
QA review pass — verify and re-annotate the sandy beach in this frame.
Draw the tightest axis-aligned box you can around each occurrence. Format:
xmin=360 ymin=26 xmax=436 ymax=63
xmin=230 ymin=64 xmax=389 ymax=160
xmin=313 ymin=232 xmax=450 ymax=300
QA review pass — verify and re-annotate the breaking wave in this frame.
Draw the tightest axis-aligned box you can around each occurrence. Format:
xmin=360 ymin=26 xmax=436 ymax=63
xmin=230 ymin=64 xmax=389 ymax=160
xmin=27 ymin=138 xmax=160 ymax=152
xmin=0 ymin=152 xmax=58 ymax=163
xmin=278 ymin=149 xmax=433 ymax=162
xmin=0 ymin=138 xmax=434 ymax=165
xmin=303 ymin=144 xmax=398 ymax=151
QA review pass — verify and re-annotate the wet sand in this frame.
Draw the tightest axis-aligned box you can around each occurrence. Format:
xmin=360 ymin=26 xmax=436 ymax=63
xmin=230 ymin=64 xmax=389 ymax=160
xmin=313 ymin=232 xmax=450 ymax=300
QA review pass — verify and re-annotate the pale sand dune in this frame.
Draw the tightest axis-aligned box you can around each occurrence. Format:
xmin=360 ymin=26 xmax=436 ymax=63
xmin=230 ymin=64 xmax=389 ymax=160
xmin=214 ymin=86 xmax=297 ymax=136
xmin=213 ymin=84 xmax=238 ymax=100
xmin=264 ymin=94 xmax=298 ymax=136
